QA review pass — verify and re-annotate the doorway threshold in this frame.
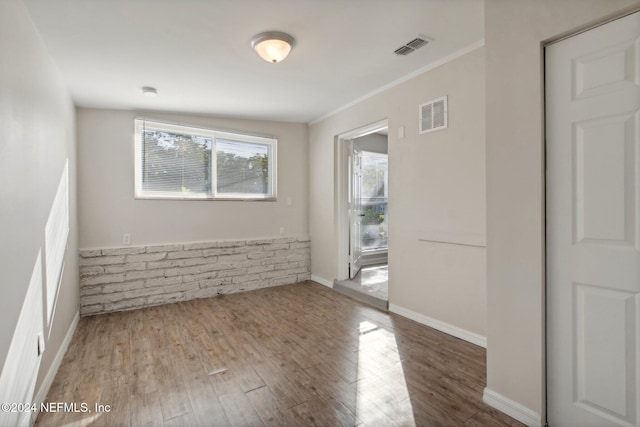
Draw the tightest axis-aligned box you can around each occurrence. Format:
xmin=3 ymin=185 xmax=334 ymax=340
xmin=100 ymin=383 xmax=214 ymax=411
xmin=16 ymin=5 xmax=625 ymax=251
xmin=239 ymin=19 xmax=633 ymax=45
xmin=333 ymin=264 xmax=388 ymax=311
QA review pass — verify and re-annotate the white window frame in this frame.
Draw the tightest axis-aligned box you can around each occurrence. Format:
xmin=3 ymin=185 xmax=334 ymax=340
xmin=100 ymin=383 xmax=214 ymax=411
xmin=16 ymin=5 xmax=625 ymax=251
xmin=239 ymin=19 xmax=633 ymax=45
xmin=134 ymin=119 xmax=277 ymax=201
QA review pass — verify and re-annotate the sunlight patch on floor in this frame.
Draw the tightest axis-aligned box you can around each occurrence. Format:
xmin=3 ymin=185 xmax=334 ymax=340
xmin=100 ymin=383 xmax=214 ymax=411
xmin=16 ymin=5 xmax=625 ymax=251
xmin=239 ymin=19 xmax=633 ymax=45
xmin=356 ymin=320 xmax=415 ymax=425
xmin=358 ymin=265 xmax=388 ymax=286
xmin=60 ymin=412 xmax=103 ymax=427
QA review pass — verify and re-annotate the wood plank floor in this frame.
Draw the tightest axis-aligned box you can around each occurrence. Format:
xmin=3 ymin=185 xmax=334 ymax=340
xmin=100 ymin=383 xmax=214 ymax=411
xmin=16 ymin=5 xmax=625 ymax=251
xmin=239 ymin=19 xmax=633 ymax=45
xmin=36 ymin=281 xmax=524 ymax=427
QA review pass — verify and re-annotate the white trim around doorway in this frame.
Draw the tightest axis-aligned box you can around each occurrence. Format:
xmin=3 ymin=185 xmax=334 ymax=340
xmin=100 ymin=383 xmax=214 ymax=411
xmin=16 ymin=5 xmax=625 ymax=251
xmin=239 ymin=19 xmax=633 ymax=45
xmin=335 ymin=119 xmax=389 ymax=281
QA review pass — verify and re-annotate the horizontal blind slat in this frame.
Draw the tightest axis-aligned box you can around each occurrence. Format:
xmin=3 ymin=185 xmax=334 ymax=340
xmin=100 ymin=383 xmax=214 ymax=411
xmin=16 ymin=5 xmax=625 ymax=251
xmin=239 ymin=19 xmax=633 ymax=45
xmin=142 ymin=128 xmax=212 ymax=195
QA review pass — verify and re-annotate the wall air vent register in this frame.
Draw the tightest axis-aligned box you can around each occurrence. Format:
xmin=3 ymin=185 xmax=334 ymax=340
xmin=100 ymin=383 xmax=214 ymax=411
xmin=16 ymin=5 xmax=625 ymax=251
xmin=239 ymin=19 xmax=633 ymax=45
xmin=419 ymin=96 xmax=448 ymax=134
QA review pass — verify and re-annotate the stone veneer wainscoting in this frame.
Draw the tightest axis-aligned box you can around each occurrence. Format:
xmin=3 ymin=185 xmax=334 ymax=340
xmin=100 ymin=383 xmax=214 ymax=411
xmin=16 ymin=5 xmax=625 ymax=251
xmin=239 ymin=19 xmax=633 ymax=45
xmin=79 ymin=237 xmax=311 ymax=316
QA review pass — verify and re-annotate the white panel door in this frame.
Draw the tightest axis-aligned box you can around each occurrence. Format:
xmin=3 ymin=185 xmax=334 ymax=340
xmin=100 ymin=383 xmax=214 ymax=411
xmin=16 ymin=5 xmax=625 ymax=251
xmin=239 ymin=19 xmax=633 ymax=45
xmin=349 ymin=141 xmax=364 ymax=279
xmin=546 ymin=11 xmax=640 ymax=427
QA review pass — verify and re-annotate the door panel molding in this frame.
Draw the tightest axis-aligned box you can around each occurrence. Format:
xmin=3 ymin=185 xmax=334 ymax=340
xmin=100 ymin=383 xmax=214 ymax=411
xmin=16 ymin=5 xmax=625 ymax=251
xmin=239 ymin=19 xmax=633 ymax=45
xmin=546 ymin=10 xmax=640 ymax=427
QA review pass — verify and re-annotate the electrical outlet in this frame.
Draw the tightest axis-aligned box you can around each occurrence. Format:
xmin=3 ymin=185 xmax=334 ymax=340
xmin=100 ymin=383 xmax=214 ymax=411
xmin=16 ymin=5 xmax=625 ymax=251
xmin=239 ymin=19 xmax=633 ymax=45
xmin=286 ymin=197 xmax=293 ymax=206
xmin=123 ymin=233 xmax=131 ymax=245
xmin=279 ymin=226 xmax=285 ymax=235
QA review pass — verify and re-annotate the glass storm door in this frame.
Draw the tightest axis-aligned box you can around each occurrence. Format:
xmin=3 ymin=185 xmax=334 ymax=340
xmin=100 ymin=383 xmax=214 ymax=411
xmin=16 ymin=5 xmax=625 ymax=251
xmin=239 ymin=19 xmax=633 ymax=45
xmin=349 ymin=141 xmax=363 ymax=279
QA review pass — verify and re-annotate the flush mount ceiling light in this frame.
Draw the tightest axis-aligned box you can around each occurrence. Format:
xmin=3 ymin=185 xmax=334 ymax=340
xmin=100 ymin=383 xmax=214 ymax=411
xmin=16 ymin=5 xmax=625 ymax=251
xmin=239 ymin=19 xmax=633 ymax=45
xmin=250 ymin=31 xmax=295 ymax=63
xmin=141 ymin=86 xmax=158 ymax=97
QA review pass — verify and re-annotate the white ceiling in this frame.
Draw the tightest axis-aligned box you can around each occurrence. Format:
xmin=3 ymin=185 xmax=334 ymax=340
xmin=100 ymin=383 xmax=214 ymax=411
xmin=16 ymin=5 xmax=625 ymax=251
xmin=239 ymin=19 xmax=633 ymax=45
xmin=23 ymin=0 xmax=484 ymax=123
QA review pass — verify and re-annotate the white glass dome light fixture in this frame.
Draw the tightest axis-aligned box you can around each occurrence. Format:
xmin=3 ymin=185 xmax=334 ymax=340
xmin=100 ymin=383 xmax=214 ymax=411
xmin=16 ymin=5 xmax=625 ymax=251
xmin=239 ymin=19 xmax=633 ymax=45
xmin=250 ymin=31 xmax=296 ymax=63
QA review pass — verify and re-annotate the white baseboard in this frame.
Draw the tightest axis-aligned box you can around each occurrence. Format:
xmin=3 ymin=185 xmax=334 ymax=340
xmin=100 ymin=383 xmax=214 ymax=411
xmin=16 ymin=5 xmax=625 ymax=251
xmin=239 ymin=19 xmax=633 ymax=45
xmin=388 ymin=304 xmax=487 ymax=348
xmin=310 ymin=275 xmax=333 ymax=289
xmin=483 ymin=388 xmax=541 ymax=427
xmin=34 ymin=311 xmax=79 ymax=406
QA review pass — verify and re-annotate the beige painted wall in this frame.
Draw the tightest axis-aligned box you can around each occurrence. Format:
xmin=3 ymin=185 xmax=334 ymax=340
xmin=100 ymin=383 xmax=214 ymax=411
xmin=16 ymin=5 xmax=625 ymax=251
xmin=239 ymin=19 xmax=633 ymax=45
xmin=485 ymin=0 xmax=639 ymax=420
xmin=309 ymin=47 xmax=487 ymax=337
xmin=77 ymin=108 xmax=309 ymax=249
xmin=0 ymin=0 xmax=79 ymax=397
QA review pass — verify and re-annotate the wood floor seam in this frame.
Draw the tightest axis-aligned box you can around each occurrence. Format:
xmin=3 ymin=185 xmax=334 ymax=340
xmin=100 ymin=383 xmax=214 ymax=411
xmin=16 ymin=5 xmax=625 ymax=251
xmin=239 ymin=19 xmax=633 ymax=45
xmin=35 ymin=281 xmax=524 ymax=427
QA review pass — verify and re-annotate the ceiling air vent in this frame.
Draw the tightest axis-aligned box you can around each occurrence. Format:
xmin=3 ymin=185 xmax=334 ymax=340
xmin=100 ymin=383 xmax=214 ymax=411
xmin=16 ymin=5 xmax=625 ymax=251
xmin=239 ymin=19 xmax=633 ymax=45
xmin=394 ymin=35 xmax=431 ymax=56
xmin=419 ymin=96 xmax=448 ymax=134
xmin=394 ymin=45 xmax=414 ymax=56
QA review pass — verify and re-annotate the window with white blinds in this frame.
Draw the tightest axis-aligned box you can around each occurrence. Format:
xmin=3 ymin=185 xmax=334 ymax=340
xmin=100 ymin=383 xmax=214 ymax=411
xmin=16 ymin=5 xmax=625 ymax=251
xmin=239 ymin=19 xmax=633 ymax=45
xmin=134 ymin=119 xmax=276 ymax=200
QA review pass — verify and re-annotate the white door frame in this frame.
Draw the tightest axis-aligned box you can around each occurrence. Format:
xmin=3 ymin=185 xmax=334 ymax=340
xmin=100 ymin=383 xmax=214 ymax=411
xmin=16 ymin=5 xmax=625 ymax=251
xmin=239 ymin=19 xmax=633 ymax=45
xmin=335 ymin=119 xmax=388 ymax=281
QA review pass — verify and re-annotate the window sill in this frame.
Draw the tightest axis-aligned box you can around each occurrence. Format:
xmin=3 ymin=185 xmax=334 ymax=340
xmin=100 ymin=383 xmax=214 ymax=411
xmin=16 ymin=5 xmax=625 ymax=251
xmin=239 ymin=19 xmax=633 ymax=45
xmin=134 ymin=195 xmax=277 ymax=202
